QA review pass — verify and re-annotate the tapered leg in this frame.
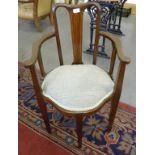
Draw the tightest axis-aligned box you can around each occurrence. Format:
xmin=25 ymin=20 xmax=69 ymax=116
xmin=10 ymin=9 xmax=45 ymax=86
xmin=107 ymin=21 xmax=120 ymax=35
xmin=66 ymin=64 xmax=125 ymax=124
xmin=29 ymin=66 xmax=51 ymax=133
xmin=108 ymin=61 xmax=126 ymax=132
xmin=34 ymin=19 xmax=42 ymax=32
xmin=76 ymin=115 xmax=83 ymax=148
xmin=37 ymin=97 xmax=51 ymax=134
xmin=49 ymin=14 xmax=54 ymax=25
xmin=107 ymin=100 xmax=119 ymax=132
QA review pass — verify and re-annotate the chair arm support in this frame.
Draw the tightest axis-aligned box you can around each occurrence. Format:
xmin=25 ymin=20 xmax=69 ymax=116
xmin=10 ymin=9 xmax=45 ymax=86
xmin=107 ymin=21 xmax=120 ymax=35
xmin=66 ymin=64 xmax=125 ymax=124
xmin=112 ymin=61 xmax=127 ymax=104
xmin=99 ymin=32 xmax=131 ymax=64
xmin=23 ymin=32 xmax=56 ymax=68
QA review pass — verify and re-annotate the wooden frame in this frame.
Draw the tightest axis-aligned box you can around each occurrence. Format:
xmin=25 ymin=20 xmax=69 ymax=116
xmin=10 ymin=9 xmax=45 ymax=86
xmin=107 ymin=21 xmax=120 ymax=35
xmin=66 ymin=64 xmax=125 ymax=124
xmin=18 ymin=0 xmax=52 ymax=32
xmin=23 ymin=2 xmax=130 ymax=148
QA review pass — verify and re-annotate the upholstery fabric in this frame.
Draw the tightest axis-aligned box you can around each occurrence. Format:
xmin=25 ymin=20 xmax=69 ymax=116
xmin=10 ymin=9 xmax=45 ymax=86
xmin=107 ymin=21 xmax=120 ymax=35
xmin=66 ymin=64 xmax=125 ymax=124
xmin=18 ymin=0 xmax=51 ymax=19
xmin=42 ymin=65 xmax=114 ymax=112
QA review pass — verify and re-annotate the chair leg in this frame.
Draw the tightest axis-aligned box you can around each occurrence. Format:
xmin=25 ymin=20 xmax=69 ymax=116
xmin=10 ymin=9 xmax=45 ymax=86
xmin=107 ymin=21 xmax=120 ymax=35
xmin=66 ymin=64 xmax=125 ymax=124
xmin=49 ymin=14 xmax=54 ymax=25
xmin=37 ymin=97 xmax=51 ymax=134
xmin=76 ymin=115 xmax=83 ymax=148
xmin=29 ymin=66 xmax=51 ymax=133
xmin=107 ymin=100 xmax=119 ymax=132
xmin=34 ymin=19 xmax=42 ymax=32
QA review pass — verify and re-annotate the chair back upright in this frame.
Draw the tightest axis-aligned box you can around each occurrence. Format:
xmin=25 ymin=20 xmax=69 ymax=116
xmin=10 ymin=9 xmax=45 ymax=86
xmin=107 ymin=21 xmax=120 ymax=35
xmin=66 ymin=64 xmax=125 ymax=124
xmin=51 ymin=2 xmax=101 ymax=65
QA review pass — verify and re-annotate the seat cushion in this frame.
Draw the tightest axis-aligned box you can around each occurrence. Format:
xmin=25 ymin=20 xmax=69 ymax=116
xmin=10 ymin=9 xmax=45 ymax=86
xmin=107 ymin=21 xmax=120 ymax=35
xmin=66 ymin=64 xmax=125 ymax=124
xmin=42 ymin=65 xmax=114 ymax=113
xmin=18 ymin=0 xmax=51 ymax=19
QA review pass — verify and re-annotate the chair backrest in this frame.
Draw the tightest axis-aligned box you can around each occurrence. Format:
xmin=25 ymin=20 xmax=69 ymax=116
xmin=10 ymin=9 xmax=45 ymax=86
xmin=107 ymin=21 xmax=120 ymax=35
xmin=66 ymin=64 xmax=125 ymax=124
xmin=51 ymin=2 xmax=101 ymax=65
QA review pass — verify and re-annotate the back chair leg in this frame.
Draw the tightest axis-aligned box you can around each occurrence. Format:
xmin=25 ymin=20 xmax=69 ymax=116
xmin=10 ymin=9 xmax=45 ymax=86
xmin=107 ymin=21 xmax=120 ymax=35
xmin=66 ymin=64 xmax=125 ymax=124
xmin=107 ymin=100 xmax=119 ymax=132
xmin=34 ymin=18 xmax=42 ymax=32
xmin=76 ymin=115 xmax=83 ymax=148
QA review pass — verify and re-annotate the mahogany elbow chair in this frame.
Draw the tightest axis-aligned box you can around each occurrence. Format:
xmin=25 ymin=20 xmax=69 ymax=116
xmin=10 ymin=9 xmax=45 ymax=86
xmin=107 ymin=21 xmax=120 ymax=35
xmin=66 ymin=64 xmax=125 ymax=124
xmin=18 ymin=0 xmax=52 ymax=32
xmin=23 ymin=2 xmax=130 ymax=148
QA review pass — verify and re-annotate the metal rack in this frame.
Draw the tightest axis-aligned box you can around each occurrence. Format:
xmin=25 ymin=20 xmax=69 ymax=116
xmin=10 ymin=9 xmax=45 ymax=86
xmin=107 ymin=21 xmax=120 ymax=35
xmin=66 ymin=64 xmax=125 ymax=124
xmin=84 ymin=0 xmax=127 ymax=58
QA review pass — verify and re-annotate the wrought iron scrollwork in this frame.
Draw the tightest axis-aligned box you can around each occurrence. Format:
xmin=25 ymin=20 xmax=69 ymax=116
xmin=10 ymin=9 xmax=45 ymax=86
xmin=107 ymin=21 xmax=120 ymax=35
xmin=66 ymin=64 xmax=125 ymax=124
xmin=84 ymin=0 xmax=127 ymax=58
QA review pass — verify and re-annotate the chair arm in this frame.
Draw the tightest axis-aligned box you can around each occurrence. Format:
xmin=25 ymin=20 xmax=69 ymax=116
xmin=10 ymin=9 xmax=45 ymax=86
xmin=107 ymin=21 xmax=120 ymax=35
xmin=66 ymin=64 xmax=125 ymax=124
xmin=99 ymin=32 xmax=131 ymax=64
xmin=24 ymin=32 xmax=56 ymax=68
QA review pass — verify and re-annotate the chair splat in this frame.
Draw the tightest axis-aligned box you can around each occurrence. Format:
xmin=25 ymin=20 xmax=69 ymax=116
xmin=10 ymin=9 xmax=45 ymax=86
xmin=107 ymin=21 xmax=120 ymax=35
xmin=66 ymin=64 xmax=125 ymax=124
xmin=69 ymin=9 xmax=83 ymax=64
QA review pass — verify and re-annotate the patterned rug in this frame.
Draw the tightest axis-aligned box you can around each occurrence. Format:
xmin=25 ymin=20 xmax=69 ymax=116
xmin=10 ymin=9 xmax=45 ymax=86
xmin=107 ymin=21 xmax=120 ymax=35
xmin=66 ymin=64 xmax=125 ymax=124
xmin=18 ymin=63 xmax=136 ymax=155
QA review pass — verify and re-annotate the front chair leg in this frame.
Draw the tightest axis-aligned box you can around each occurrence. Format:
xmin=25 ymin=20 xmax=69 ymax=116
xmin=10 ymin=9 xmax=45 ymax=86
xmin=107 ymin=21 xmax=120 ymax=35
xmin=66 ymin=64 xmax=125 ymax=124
xmin=107 ymin=100 xmax=119 ymax=132
xmin=76 ymin=115 xmax=83 ymax=148
xmin=37 ymin=97 xmax=51 ymax=134
xmin=29 ymin=66 xmax=51 ymax=133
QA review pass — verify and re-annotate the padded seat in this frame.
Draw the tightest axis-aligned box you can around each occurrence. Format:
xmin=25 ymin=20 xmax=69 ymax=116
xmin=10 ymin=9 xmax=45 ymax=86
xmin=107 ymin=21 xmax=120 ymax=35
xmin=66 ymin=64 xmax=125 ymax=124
xmin=18 ymin=1 xmax=51 ymax=19
xmin=42 ymin=64 xmax=114 ymax=112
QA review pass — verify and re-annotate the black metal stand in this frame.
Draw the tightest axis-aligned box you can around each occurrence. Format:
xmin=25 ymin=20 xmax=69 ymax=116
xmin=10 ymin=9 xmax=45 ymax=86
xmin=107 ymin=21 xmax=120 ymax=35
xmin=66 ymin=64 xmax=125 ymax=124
xmin=108 ymin=0 xmax=127 ymax=35
xmin=84 ymin=0 xmax=127 ymax=58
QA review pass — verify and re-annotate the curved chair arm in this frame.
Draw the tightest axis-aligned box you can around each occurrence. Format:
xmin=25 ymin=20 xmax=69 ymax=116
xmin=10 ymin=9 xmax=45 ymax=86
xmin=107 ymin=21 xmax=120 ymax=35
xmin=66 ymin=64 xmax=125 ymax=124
xmin=24 ymin=32 xmax=56 ymax=68
xmin=99 ymin=32 xmax=130 ymax=64
xmin=22 ymin=32 xmax=56 ymax=107
xmin=98 ymin=32 xmax=130 ymax=104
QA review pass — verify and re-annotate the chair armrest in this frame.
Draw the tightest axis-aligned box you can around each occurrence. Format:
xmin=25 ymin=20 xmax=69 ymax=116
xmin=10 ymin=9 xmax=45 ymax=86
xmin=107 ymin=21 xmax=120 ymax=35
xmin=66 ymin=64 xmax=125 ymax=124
xmin=99 ymin=32 xmax=131 ymax=64
xmin=23 ymin=32 xmax=56 ymax=68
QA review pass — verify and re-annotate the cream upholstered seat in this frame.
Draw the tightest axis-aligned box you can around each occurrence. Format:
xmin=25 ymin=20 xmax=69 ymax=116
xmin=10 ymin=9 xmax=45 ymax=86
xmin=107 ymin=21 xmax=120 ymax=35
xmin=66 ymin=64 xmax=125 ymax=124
xmin=42 ymin=64 xmax=114 ymax=112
